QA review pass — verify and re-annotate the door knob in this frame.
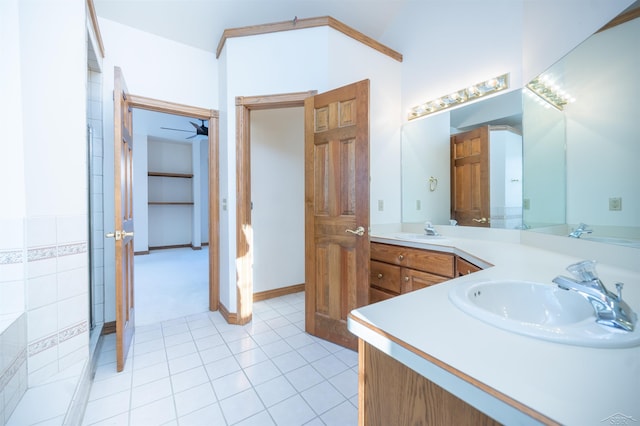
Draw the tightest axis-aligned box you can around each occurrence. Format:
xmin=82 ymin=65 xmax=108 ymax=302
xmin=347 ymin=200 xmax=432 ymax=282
xmin=105 ymin=230 xmax=134 ymax=241
xmin=345 ymin=226 xmax=365 ymax=237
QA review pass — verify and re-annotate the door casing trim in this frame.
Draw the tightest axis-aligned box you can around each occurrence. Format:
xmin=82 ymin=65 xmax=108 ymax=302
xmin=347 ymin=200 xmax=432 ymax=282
xmin=127 ymin=94 xmax=221 ymax=312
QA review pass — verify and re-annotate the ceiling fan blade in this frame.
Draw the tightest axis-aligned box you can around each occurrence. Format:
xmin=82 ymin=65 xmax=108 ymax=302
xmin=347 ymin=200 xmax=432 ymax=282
xmin=186 ymin=134 xmax=197 ymax=139
xmin=160 ymin=127 xmax=192 ymax=133
xmin=189 ymin=121 xmax=200 ymax=130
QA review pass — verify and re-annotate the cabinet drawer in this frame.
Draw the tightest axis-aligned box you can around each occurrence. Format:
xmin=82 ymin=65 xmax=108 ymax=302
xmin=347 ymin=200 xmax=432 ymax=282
xmin=370 ymin=260 xmax=402 ymax=294
xmin=369 ymin=287 xmax=396 ymax=304
xmin=456 ymin=257 xmax=482 ymax=276
xmin=401 ymin=268 xmax=448 ymax=293
xmin=371 ymin=243 xmax=454 ymax=278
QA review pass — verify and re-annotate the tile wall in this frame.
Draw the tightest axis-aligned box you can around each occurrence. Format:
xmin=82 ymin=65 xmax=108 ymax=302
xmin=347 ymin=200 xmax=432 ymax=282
xmin=0 ymin=219 xmax=28 ymax=424
xmin=88 ymin=68 xmax=105 ymax=330
xmin=25 ymin=215 xmax=89 ymax=386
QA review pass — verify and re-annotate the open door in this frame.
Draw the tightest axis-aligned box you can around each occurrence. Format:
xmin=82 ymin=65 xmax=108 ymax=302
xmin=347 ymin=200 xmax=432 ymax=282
xmin=304 ymin=80 xmax=370 ymax=351
xmin=451 ymin=126 xmax=490 ymax=227
xmin=110 ymin=66 xmax=135 ymax=372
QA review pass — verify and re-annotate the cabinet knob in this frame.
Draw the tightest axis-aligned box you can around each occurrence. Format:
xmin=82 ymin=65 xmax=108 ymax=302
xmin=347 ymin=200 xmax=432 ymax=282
xmin=398 ymin=254 xmax=404 ymax=261
xmin=377 ymin=273 xmax=383 ymax=279
xmin=404 ymin=276 xmax=409 ymax=282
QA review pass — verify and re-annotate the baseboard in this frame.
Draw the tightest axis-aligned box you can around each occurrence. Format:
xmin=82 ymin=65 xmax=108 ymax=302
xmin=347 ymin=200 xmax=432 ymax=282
xmin=148 ymin=244 xmax=192 ymax=251
xmin=134 ymin=250 xmax=150 ymax=256
xmin=218 ymin=302 xmax=238 ymax=324
xmin=101 ymin=321 xmax=116 ymax=335
xmin=146 ymin=243 xmax=208 ymax=251
xmin=253 ymin=283 xmax=305 ymax=302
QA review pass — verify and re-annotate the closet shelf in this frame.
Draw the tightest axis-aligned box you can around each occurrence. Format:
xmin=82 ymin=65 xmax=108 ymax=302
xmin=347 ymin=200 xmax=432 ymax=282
xmin=148 ymin=172 xmax=193 ymax=178
xmin=148 ymin=202 xmax=194 ymax=205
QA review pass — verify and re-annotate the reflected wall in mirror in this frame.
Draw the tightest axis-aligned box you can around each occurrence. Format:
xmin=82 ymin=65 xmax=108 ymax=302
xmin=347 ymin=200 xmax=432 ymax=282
xmin=401 ymin=89 xmax=523 ymax=229
xmin=401 ymin=9 xmax=640 ymax=247
xmin=523 ymin=13 xmax=640 ymax=246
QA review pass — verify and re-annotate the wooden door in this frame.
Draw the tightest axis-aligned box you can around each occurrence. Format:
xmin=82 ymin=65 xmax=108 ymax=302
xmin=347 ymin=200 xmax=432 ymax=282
xmin=112 ymin=67 xmax=135 ymax=372
xmin=304 ymin=80 xmax=370 ymax=350
xmin=450 ymin=126 xmax=490 ymax=227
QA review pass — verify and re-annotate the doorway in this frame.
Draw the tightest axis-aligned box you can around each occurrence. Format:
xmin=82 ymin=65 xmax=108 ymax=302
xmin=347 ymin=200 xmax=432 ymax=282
xmin=120 ymin=95 xmax=220 ymax=318
xmin=234 ymin=91 xmax=316 ymax=324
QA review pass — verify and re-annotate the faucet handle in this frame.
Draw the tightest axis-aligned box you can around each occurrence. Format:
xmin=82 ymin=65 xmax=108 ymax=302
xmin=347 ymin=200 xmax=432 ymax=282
xmin=615 ymin=282 xmax=624 ymax=301
xmin=566 ymin=260 xmax=599 ymax=282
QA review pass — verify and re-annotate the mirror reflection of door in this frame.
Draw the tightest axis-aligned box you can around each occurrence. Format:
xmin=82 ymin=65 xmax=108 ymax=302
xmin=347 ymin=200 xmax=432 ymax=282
xmin=451 ymin=125 xmax=523 ymax=228
xmin=450 ymin=126 xmax=490 ymax=227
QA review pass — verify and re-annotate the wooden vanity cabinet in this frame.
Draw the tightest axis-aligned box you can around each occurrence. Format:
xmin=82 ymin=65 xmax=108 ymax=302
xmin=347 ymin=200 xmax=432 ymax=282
xmin=370 ymin=243 xmax=455 ymax=301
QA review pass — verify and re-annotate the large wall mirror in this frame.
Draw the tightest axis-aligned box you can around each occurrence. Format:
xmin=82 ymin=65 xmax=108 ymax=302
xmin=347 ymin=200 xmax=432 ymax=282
xmin=401 ymin=7 xmax=639 ymax=248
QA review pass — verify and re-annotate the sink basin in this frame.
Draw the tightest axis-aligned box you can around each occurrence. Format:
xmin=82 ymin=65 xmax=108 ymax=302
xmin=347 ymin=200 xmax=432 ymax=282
xmin=394 ymin=233 xmax=452 ymax=244
xmin=449 ymin=280 xmax=640 ymax=348
xmin=581 ymin=236 xmax=640 ymax=248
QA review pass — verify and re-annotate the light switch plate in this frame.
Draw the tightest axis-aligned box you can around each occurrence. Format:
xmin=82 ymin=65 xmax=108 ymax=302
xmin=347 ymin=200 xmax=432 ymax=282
xmin=609 ymin=197 xmax=622 ymax=211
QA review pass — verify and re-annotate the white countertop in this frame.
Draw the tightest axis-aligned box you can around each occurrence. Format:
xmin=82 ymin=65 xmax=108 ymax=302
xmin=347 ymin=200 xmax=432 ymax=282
xmin=348 ymin=229 xmax=640 ymax=426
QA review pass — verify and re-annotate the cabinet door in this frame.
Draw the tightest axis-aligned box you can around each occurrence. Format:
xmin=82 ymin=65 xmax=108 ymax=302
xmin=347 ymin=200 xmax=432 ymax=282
xmin=456 ymin=257 xmax=482 ymax=276
xmin=370 ymin=260 xmax=402 ymax=294
xmin=401 ymin=268 xmax=448 ymax=293
xmin=369 ymin=287 xmax=396 ymax=304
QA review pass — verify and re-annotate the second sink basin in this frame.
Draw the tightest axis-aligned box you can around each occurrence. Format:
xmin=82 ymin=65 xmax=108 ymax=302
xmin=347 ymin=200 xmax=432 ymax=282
xmin=449 ymin=280 xmax=640 ymax=348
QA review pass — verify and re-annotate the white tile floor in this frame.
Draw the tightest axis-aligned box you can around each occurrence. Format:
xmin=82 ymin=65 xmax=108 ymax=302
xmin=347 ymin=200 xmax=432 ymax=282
xmin=82 ymin=292 xmax=359 ymax=425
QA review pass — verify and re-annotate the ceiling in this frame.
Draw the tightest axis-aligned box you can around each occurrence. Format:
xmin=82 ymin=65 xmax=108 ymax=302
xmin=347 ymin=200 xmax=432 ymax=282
xmin=93 ymin=0 xmax=409 ymax=53
xmin=95 ymin=0 xmax=413 ymax=142
xmin=132 ymin=109 xmax=208 ymax=143
xmin=94 ymin=0 xmax=637 ymax=142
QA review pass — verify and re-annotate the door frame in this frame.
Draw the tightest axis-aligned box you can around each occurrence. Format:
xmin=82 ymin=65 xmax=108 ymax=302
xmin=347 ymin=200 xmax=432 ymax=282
xmin=127 ymin=94 xmax=221 ymax=311
xmin=234 ymin=91 xmax=317 ymax=325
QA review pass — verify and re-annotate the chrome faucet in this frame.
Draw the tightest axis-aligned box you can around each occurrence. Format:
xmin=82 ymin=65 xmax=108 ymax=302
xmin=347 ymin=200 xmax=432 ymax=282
xmin=568 ymin=223 xmax=593 ymax=238
xmin=424 ymin=221 xmax=440 ymax=236
xmin=553 ymin=260 xmax=637 ymax=332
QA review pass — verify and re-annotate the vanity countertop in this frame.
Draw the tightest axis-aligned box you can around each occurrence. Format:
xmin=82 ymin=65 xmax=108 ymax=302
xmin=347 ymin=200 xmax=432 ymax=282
xmin=348 ymin=231 xmax=640 ymax=426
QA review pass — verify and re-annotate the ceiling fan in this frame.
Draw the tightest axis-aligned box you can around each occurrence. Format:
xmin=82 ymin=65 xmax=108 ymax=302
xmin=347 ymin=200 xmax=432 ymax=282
xmin=161 ymin=119 xmax=208 ymax=139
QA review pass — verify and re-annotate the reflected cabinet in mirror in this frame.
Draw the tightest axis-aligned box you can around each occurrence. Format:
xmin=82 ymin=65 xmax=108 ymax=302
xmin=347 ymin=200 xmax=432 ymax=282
xmin=401 ymin=9 xmax=639 ymax=248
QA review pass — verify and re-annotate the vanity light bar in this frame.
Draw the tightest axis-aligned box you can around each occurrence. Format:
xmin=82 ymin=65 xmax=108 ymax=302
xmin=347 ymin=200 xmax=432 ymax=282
xmin=525 ymin=75 xmax=575 ymax=111
xmin=408 ymin=73 xmax=510 ymax=120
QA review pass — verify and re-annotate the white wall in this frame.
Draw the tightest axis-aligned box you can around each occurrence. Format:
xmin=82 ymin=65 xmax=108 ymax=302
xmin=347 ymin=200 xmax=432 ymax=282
xmin=199 ymin=140 xmax=209 ymax=244
xmin=219 ymin=26 xmax=402 ymax=312
xmin=379 ymin=0 xmax=632 ymax=118
xmin=0 ymin=0 xmax=28 ymax=419
xmin=251 ymin=108 xmax=305 ymax=293
xmin=564 ymin=18 xmax=639 ymax=230
xmin=381 ymin=0 xmax=523 ymax=117
xmin=489 ymin=129 xmax=523 ymax=229
xmin=0 ymin=0 xmax=27 ymax=320
xmin=522 ymin=95 xmax=566 ymax=227
xmin=100 ymin=18 xmax=218 ymax=321
xmin=521 ymin=0 xmax=634 ymax=82
xmin=132 ymin=132 xmax=149 ymax=252
xmin=17 ymin=0 xmax=89 ymax=386
xmin=401 ymin=113 xmax=451 ymax=224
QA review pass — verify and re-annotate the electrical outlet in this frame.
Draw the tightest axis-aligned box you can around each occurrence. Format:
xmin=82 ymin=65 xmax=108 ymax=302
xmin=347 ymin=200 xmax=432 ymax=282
xmin=523 ymin=198 xmax=530 ymax=210
xmin=416 ymin=200 xmax=421 ymax=210
xmin=609 ymin=197 xmax=622 ymax=211
xmin=378 ymin=200 xmax=384 ymax=211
